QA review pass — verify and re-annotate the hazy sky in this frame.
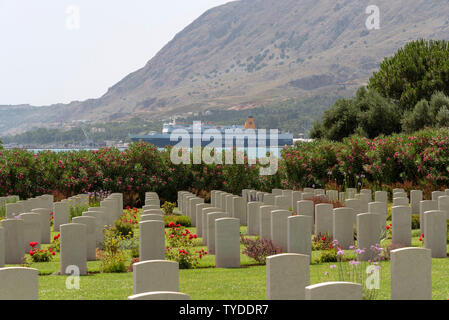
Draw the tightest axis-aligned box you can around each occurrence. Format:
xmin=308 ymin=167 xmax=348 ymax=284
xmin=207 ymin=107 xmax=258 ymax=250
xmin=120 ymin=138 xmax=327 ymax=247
xmin=0 ymin=0 xmax=232 ymax=106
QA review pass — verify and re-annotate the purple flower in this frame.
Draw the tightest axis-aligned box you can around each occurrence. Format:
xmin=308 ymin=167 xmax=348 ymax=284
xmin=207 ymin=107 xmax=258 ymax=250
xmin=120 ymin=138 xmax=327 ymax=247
xmin=349 ymin=260 xmax=360 ymax=266
xmin=337 ymin=249 xmax=344 ymax=256
xmin=324 ymin=271 xmax=329 ymax=276
xmin=330 ymin=264 xmax=336 ymax=269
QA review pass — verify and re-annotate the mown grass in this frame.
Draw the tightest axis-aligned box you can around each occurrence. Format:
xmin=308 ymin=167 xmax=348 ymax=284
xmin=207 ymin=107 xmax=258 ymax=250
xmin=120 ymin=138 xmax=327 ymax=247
xmin=5 ymin=210 xmax=449 ymax=300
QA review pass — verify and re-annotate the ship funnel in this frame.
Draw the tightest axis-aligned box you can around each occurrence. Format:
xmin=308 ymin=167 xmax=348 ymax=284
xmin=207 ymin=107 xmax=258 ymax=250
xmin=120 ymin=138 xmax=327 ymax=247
xmin=244 ymin=116 xmax=256 ymax=129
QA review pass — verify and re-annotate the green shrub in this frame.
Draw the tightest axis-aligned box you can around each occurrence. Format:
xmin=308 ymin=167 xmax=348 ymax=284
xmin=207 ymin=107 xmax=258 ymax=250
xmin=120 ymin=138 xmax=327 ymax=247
xmin=317 ymin=249 xmax=338 ymax=263
xmin=99 ymin=253 xmax=127 ymax=273
xmin=114 ymin=220 xmax=134 ymax=238
xmin=447 ymin=220 xmax=449 ymax=244
xmin=411 ymin=214 xmax=420 ymax=230
xmin=161 ymin=201 xmax=176 ymax=215
xmin=312 ymin=233 xmax=333 ymax=251
xmin=164 ymin=215 xmax=191 ymax=227
xmin=70 ymin=205 xmax=88 ymax=220
xmin=118 ymin=236 xmax=139 ymax=258
xmin=100 ymin=227 xmax=128 ymax=273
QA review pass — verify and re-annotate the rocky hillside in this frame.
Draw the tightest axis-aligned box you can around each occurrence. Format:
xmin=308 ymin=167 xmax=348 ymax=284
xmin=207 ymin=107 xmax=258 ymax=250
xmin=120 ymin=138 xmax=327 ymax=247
xmin=2 ymin=0 xmax=449 ymax=134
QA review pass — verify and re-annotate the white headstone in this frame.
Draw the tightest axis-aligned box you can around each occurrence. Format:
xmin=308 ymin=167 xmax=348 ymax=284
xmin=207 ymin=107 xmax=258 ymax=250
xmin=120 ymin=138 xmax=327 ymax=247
xmin=390 ymin=247 xmax=432 ymax=300
xmin=410 ymin=190 xmax=423 ymax=214
xmin=259 ymin=205 xmax=276 ymax=240
xmin=247 ymin=202 xmax=263 ymax=236
xmin=391 ymin=206 xmax=412 ymax=247
xmin=0 ymin=267 xmax=38 ymax=300
xmin=315 ymin=203 xmax=333 ymax=236
xmin=72 ymin=216 xmax=97 ymax=261
xmin=305 ymin=282 xmax=363 ymax=300
xmin=19 ymin=213 xmax=42 ymax=252
xmin=270 ymin=210 xmax=291 ymax=251
xmin=356 ymin=213 xmax=381 ymax=261
xmin=139 ymin=221 xmax=165 ymax=261
xmin=287 ymin=215 xmax=312 ymax=259
xmin=333 ymin=208 xmax=355 ymax=249
xmin=128 ymin=291 xmax=190 ymax=300
xmin=207 ymin=212 xmax=227 ymax=254
xmin=423 ymin=210 xmax=447 ymax=258
xmin=60 ymin=223 xmax=87 ymax=275
xmin=133 ymin=260 xmax=179 ymax=294
xmin=53 ymin=202 xmax=70 ymax=232
xmin=31 ymin=208 xmax=51 ymax=244
xmin=215 ymin=218 xmax=240 ymax=268
xmin=296 ymin=200 xmax=314 ymax=232
xmin=420 ymin=200 xmax=438 ymax=234
xmin=266 ymin=253 xmax=309 ymax=300
xmin=1 ymin=219 xmax=25 ymax=264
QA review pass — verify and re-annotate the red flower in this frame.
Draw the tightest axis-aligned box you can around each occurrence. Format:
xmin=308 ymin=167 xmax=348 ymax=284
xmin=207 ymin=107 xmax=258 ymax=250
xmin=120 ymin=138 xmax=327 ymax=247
xmin=29 ymin=250 xmax=35 ymax=256
xmin=29 ymin=241 xmax=38 ymax=248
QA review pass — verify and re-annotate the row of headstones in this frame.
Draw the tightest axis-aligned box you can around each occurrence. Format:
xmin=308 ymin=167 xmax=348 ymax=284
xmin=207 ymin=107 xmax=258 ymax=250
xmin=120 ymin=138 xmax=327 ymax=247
xmin=180 ymin=186 xmax=449 ymax=262
xmin=139 ymin=191 xmax=240 ymax=268
xmin=0 ymin=244 xmax=433 ymax=300
xmin=0 ymin=245 xmax=435 ymax=300
xmin=2 ymin=194 xmax=54 ymax=219
xmin=59 ymin=192 xmax=124 ymax=275
xmin=178 ymin=190 xmax=395 ymax=265
xmin=240 ymin=187 xmax=449 ymax=258
xmin=267 ymin=247 xmax=433 ymax=300
xmin=138 ymin=192 xmax=166 ymax=262
xmin=178 ymin=191 xmax=242 ymax=268
xmin=0 ymin=259 xmax=190 ymax=300
xmin=1 ymin=194 xmax=58 ymax=266
xmin=0 ymin=195 xmax=19 ymax=213
xmin=0 ymin=193 xmax=124 ymax=274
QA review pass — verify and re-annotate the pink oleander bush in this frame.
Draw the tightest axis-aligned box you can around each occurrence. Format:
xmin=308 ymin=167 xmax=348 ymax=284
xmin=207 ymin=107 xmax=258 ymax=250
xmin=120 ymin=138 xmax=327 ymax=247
xmin=0 ymin=127 xmax=448 ymax=206
xmin=282 ymin=127 xmax=449 ymax=197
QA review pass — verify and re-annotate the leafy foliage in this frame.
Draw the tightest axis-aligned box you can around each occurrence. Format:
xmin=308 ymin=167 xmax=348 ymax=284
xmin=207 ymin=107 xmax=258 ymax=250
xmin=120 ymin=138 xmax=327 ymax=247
xmin=368 ymin=39 xmax=449 ymax=110
xmin=313 ymin=40 xmax=449 ymax=141
xmin=240 ymin=236 xmax=283 ymax=265
xmin=311 ymin=87 xmax=402 ymax=140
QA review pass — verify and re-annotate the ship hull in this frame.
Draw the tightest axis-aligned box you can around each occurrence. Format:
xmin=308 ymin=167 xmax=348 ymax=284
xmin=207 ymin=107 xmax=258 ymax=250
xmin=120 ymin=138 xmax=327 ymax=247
xmin=130 ymin=135 xmax=293 ymax=148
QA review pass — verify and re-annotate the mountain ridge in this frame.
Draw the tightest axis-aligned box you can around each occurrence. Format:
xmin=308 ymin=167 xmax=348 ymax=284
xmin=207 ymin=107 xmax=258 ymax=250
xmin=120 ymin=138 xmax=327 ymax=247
xmin=2 ymin=0 xmax=449 ymax=135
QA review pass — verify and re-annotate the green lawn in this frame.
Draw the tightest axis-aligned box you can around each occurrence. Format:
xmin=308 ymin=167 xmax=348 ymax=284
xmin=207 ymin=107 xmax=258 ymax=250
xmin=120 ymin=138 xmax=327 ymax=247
xmin=6 ymin=211 xmax=449 ymax=300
